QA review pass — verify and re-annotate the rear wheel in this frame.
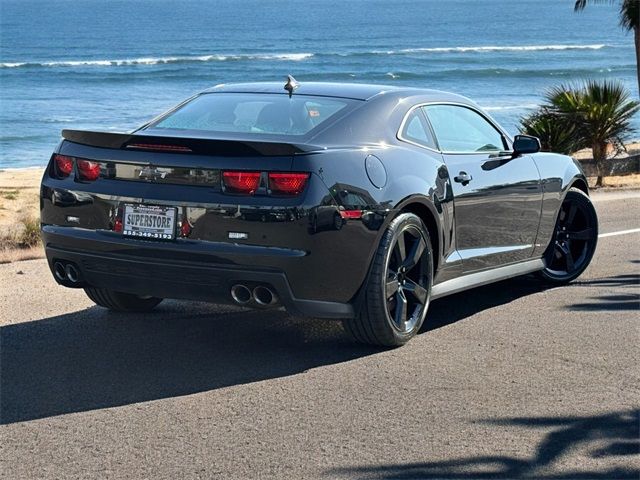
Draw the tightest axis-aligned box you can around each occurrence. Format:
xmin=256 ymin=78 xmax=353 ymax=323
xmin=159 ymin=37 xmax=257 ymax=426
xmin=538 ymin=188 xmax=598 ymax=284
xmin=84 ymin=287 xmax=163 ymax=312
xmin=343 ymin=213 xmax=433 ymax=347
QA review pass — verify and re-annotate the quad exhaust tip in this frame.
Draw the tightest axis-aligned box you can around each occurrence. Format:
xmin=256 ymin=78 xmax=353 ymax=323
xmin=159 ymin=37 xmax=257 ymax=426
xmin=65 ymin=264 xmax=80 ymax=283
xmin=53 ymin=261 xmax=82 ymax=284
xmin=230 ymin=284 xmax=252 ymax=304
xmin=230 ymin=284 xmax=279 ymax=307
xmin=54 ymin=261 xmax=67 ymax=282
xmin=253 ymin=286 xmax=278 ymax=306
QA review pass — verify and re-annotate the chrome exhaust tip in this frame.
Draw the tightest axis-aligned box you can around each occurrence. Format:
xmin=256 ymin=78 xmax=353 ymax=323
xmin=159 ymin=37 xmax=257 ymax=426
xmin=65 ymin=263 xmax=80 ymax=283
xmin=53 ymin=262 xmax=67 ymax=282
xmin=230 ymin=284 xmax=252 ymax=305
xmin=253 ymin=286 xmax=278 ymax=306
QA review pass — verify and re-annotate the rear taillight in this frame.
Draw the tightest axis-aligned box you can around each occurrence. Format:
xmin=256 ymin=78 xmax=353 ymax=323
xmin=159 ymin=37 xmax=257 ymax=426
xmin=268 ymin=173 xmax=310 ymax=196
xmin=54 ymin=154 xmax=74 ymax=178
xmin=222 ymin=171 xmax=261 ymax=194
xmin=221 ymin=171 xmax=310 ymax=196
xmin=77 ymin=159 xmax=101 ymax=181
xmin=52 ymin=154 xmax=101 ymax=181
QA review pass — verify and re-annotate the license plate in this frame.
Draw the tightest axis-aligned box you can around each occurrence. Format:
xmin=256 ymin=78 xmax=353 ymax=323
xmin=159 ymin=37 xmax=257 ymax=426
xmin=122 ymin=204 xmax=176 ymax=240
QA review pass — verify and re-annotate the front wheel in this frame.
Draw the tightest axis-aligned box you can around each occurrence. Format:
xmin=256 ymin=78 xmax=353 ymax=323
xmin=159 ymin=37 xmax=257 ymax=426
xmin=343 ymin=213 xmax=433 ymax=347
xmin=85 ymin=287 xmax=163 ymax=312
xmin=538 ymin=188 xmax=598 ymax=284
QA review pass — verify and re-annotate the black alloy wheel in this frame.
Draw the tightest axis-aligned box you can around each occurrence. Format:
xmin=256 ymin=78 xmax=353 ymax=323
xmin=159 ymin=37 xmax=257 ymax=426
xmin=539 ymin=188 xmax=598 ymax=283
xmin=343 ymin=213 xmax=433 ymax=347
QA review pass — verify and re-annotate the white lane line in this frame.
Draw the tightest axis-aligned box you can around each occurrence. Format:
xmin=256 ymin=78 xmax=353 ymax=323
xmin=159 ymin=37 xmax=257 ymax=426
xmin=598 ymin=228 xmax=640 ymax=238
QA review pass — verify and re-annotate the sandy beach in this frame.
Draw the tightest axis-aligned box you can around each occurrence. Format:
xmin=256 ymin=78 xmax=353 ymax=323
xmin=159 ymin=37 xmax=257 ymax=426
xmin=0 ymin=167 xmax=42 ymax=227
xmin=0 ymin=168 xmax=43 ymax=263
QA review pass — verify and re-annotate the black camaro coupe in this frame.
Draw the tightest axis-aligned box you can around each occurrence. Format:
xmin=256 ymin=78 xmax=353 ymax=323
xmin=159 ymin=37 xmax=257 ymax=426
xmin=41 ymin=78 xmax=598 ymax=346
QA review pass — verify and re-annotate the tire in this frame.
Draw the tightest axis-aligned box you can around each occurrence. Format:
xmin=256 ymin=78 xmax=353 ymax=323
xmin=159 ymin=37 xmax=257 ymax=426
xmin=84 ymin=287 xmax=163 ymax=312
xmin=343 ymin=213 xmax=433 ymax=347
xmin=538 ymin=188 xmax=598 ymax=284
xmin=333 ymin=212 xmax=344 ymax=230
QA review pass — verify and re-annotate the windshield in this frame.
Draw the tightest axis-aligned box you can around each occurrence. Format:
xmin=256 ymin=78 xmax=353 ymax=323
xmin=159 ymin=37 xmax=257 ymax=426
xmin=148 ymin=93 xmax=355 ymax=137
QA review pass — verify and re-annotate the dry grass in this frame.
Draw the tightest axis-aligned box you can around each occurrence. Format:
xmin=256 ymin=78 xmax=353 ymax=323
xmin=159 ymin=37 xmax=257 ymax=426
xmin=0 ymin=182 xmax=40 ymax=233
xmin=0 ymin=212 xmax=43 ymax=252
xmin=0 ymin=169 xmax=45 ymax=263
xmin=588 ymin=173 xmax=640 ymax=189
xmin=16 ymin=214 xmax=41 ymax=248
xmin=0 ymin=245 xmax=44 ymax=264
xmin=0 ymin=214 xmax=45 ymax=264
xmin=573 ymin=142 xmax=640 ymax=160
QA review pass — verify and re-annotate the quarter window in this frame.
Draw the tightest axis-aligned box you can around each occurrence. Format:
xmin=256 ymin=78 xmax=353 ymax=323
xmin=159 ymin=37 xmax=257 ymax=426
xmin=400 ymin=109 xmax=437 ymax=149
xmin=424 ymin=105 xmax=506 ymax=153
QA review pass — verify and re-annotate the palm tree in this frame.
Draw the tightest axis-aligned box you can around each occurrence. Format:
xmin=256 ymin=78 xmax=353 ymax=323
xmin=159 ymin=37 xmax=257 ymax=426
xmin=574 ymin=0 xmax=640 ymax=94
xmin=546 ymin=80 xmax=639 ymax=186
xmin=520 ymin=109 xmax=585 ymax=154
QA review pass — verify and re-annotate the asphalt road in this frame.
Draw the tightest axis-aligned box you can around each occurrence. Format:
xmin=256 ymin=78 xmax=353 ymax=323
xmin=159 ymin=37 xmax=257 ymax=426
xmin=1 ymin=191 xmax=639 ymax=480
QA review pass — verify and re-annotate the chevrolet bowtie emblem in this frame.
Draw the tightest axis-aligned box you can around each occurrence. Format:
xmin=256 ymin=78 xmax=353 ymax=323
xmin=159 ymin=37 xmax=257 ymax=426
xmin=139 ymin=165 xmax=168 ymax=181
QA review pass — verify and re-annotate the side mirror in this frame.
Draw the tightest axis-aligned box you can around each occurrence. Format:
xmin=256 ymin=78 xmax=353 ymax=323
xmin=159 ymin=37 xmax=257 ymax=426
xmin=512 ymin=135 xmax=541 ymax=155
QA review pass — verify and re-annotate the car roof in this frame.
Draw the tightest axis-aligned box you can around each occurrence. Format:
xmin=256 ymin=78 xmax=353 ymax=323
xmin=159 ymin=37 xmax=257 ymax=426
xmin=202 ymin=81 xmax=472 ymax=103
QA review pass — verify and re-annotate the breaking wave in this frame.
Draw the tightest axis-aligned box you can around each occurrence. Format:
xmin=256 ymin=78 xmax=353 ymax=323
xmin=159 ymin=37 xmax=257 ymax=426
xmin=383 ymin=44 xmax=608 ymax=54
xmin=0 ymin=44 xmax=611 ymax=69
xmin=0 ymin=52 xmax=314 ymax=68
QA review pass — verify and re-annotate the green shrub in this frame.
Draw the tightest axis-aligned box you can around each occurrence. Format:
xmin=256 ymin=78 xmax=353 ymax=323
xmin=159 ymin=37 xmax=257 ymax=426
xmin=520 ymin=109 xmax=584 ymax=155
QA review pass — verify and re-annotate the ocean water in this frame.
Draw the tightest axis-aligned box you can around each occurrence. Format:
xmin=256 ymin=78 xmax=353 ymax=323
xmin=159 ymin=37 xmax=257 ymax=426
xmin=1 ymin=0 xmax=637 ymax=168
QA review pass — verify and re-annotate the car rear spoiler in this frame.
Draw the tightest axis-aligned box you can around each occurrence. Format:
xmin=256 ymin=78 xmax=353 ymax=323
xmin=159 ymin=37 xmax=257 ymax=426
xmin=61 ymin=129 xmax=316 ymax=157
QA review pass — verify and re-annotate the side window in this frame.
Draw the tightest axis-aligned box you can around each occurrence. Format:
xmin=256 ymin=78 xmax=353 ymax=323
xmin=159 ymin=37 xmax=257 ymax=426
xmin=424 ymin=105 xmax=506 ymax=153
xmin=400 ymin=109 xmax=437 ymax=149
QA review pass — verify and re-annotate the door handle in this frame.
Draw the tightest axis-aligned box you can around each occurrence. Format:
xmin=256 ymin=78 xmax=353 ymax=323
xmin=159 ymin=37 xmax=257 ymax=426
xmin=454 ymin=171 xmax=472 ymax=186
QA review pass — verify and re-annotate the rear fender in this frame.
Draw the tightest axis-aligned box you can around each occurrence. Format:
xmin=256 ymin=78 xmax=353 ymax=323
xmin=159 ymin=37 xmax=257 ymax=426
xmin=298 ymin=145 xmax=453 ymax=307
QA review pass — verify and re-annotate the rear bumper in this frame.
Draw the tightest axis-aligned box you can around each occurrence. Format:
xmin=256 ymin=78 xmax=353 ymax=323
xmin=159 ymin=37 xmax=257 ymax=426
xmin=42 ymin=226 xmax=355 ymax=319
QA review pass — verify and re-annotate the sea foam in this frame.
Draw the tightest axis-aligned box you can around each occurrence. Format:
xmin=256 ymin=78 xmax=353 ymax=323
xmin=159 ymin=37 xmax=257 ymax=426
xmin=381 ymin=44 xmax=608 ymax=54
xmin=0 ymin=45 xmax=609 ymax=69
xmin=0 ymin=52 xmax=314 ymax=68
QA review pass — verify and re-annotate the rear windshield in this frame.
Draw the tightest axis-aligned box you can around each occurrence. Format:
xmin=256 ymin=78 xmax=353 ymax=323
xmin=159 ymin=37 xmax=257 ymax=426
xmin=148 ymin=93 xmax=354 ymax=137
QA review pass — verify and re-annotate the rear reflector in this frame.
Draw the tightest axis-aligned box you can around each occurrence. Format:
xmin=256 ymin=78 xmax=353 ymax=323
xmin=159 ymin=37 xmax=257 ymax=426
xmin=180 ymin=219 xmax=192 ymax=238
xmin=77 ymin=159 xmax=101 ymax=181
xmin=340 ymin=210 xmax=363 ymax=219
xmin=222 ymin=171 xmax=261 ymax=194
xmin=268 ymin=173 xmax=310 ymax=196
xmin=54 ymin=154 xmax=74 ymax=177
